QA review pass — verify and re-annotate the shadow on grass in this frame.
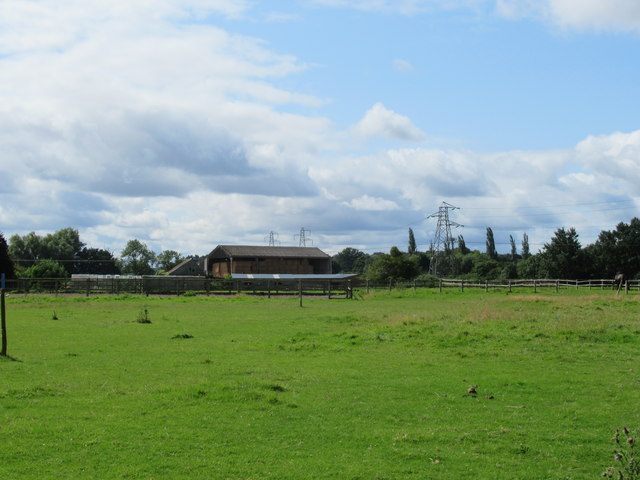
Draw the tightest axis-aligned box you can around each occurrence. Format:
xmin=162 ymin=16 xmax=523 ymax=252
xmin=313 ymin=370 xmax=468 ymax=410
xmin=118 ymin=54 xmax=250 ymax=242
xmin=0 ymin=353 xmax=21 ymax=362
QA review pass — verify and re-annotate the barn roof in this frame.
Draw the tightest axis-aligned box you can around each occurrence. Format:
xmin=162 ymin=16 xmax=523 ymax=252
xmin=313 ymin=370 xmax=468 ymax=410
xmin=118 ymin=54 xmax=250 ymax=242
xmin=208 ymin=245 xmax=331 ymax=259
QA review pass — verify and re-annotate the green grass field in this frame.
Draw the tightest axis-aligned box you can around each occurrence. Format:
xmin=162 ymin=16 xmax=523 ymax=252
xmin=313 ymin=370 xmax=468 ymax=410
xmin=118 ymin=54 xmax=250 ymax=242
xmin=1 ymin=289 xmax=639 ymax=479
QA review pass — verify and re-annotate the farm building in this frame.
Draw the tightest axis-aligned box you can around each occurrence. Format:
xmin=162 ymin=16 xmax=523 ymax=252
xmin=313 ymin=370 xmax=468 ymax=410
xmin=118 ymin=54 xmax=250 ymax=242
xmin=205 ymin=245 xmax=332 ymax=278
xmin=166 ymin=256 xmax=205 ymax=276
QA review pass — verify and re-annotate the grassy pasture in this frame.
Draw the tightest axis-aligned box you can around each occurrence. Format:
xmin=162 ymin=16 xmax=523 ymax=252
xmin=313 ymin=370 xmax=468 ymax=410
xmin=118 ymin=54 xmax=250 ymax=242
xmin=1 ymin=289 xmax=639 ymax=479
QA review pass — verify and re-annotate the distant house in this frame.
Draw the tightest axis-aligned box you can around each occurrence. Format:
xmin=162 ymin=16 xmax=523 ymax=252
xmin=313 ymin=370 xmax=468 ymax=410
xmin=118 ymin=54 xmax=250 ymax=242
xmin=205 ymin=245 xmax=332 ymax=278
xmin=166 ymin=256 xmax=205 ymax=276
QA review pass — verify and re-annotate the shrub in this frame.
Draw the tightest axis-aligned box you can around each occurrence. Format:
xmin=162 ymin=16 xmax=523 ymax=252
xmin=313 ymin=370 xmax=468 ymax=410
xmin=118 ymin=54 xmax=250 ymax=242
xmin=602 ymin=426 xmax=639 ymax=479
xmin=136 ymin=308 xmax=151 ymax=324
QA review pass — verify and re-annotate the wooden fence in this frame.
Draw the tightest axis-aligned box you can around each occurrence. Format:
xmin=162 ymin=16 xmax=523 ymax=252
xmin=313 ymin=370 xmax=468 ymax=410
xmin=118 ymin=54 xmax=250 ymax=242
xmin=1 ymin=276 xmax=637 ymax=297
xmin=1 ymin=276 xmax=355 ymax=298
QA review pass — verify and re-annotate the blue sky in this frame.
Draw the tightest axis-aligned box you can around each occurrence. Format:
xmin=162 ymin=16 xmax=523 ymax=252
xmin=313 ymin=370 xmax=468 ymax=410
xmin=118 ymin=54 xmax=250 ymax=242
xmin=1 ymin=0 xmax=639 ymax=256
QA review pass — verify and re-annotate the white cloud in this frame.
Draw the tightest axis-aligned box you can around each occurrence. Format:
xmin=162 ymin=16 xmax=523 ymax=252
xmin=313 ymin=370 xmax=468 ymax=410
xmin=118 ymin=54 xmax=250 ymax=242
xmin=343 ymin=195 xmax=401 ymax=211
xmin=1 ymin=0 xmax=638 ymax=255
xmin=352 ymin=103 xmax=426 ymax=141
xmin=496 ymin=0 xmax=640 ymax=32
xmin=575 ymin=130 xmax=640 ymax=185
xmin=313 ymin=0 xmax=640 ymax=31
xmin=393 ymin=58 xmax=415 ymax=72
xmin=311 ymin=0 xmax=483 ymax=15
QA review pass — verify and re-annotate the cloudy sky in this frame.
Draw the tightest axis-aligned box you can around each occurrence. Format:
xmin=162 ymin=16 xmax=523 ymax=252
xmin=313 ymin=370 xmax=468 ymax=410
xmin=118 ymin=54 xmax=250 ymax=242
xmin=1 ymin=0 xmax=639 ymax=256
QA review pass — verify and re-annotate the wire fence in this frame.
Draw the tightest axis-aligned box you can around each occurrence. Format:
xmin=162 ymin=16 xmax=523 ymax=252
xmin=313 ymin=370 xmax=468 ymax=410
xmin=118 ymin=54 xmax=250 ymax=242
xmin=1 ymin=276 xmax=638 ymax=297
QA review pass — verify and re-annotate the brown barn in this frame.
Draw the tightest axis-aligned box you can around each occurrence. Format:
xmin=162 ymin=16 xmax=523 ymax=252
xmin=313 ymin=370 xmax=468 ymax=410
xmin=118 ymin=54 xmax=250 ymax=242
xmin=205 ymin=245 xmax=332 ymax=278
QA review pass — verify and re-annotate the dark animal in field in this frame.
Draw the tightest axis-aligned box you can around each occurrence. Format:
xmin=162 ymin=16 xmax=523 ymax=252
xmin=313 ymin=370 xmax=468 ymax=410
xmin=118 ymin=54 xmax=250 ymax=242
xmin=614 ymin=273 xmax=626 ymax=295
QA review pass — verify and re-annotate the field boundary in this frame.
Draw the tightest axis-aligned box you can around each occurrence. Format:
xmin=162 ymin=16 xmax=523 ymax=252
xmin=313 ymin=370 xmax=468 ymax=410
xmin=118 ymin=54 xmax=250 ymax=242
xmin=1 ymin=276 xmax=638 ymax=296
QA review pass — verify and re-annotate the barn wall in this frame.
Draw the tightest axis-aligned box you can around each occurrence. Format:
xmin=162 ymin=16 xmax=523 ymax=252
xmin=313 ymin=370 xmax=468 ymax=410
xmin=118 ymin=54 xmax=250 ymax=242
xmin=208 ymin=255 xmax=331 ymax=277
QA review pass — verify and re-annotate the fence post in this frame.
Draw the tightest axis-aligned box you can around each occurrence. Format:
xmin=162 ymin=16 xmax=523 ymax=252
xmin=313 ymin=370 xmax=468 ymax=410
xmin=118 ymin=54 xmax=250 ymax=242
xmin=298 ymin=280 xmax=303 ymax=307
xmin=485 ymin=280 xmax=488 ymax=293
xmin=439 ymin=279 xmax=442 ymax=293
xmin=461 ymin=280 xmax=464 ymax=293
xmin=366 ymin=280 xmax=369 ymax=294
xmin=1 ymin=287 xmax=6 ymax=356
xmin=1 ymin=274 xmax=6 ymax=356
xmin=413 ymin=280 xmax=416 ymax=293
xmin=508 ymin=280 xmax=512 ymax=293
xmin=534 ymin=279 xmax=537 ymax=293
xmin=328 ymin=281 xmax=332 ymax=299
xmin=267 ymin=280 xmax=271 ymax=299
xmin=388 ymin=280 xmax=392 ymax=292
xmin=556 ymin=280 xmax=559 ymax=293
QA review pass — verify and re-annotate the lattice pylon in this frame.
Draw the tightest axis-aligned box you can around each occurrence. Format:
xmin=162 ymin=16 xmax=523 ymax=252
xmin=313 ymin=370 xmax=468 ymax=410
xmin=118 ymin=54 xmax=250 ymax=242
xmin=427 ymin=202 xmax=462 ymax=276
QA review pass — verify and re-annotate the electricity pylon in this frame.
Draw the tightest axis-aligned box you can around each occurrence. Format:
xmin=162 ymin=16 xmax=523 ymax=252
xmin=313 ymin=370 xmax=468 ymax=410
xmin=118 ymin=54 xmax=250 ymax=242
xmin=427 ymin=202 xmax=462 ymax=276
xmin=265 ymin=231 xmax=280 ymax=246
xmin=294 ymin=228 xmax=313 ymax=247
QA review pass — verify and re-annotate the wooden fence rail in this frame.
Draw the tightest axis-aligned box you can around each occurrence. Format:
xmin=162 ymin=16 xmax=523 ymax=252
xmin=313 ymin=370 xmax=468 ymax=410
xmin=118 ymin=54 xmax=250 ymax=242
xmin=1 ymin=277 xmax=637 ymax=297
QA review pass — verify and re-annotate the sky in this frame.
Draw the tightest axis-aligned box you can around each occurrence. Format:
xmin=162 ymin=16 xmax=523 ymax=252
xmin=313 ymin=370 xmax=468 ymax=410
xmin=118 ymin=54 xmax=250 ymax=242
xmin=1 ymin=0 xmax=639 ymax=257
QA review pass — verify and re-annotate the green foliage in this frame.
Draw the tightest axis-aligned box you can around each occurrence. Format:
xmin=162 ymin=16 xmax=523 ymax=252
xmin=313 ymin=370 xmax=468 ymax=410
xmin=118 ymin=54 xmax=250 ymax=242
xmin=365 ymin=247 xmax=420 ymax=282
xmin=0 ymin=232 xmax=15 ymax=279
xmin=76 ymin=247 xmax=120 ymax=275
xmin=156 ymin=250 xmax=185 ymax=272
xmin=119 ymin=239 xmax=156 ymax=275
xmin=7 ymin=228 xmax=115 ymax=275
xmin=332 ymin=247 xmax=368 ymax=274
xmin=471 ymin=253 xmax=501 ymax=280
xmin=509 ymin=234 xmax=517 ymax=261
xmin=136 ymin=308 xmax=152 ymax=324
xmin=485 ymin=227 xmax=497 ymax=260
xmin=540 ymin=227 xmax=585 ymax=279
xmin=408 ymin=228 xmax=417 ymax=255
xmin=586 ymin=218 xmax=640 ymax=279
xmin=457 ymin=235 xmax=470 ymax=255
xmin=22 ymin=259 xmax=68 ymax=278
xmin=522 ymin=232 xmax=531 ymax=259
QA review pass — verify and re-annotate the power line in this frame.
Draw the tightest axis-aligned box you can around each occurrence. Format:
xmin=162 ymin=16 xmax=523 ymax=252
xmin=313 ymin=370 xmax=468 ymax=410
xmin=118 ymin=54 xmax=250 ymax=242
xmin=461 ymin=199 xmax=637 ymax=211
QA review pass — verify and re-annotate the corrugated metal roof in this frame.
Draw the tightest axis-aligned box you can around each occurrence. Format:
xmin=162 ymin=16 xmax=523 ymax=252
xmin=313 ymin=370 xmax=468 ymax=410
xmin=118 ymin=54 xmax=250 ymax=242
xmin=209 ymin=245 xmax=331 ymax=259
xmin=231 ymin=273 xmax=358 ymax=280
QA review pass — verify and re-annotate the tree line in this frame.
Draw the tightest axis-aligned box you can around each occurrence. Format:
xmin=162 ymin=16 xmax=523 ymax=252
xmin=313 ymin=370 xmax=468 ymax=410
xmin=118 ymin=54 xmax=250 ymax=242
xmin=1 ymin=218 xmax=639 ymax=282
xmin=0 ymin=228 xmax=187 ymax=279
xmin=332 ymin=219 xmax=640 ymax=283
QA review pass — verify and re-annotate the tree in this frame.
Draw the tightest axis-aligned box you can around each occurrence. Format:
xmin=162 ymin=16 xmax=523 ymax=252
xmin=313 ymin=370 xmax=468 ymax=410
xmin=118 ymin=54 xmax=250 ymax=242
xmin=9 ymin=231 xmax=44 ymax=267
xmin=23 ymin=259 xmax=68 ymax=278
xmin=76 ymin=248 xmax=120 ymax=275
xmin=521 ymin=233 xmax=530 ymax=259
xmin=119 ymin=239 xmax=156 ymax=275
xmin=540 ymin=227 xmax=584 ymax=279
xmin=509 ymin=235 xmax=517 ymax=261
xmin=43 ymin=227 xmax=84 ymax=262
xmin=156 ymin=250 xmax=185 ymax=273
xmin=458 ymin=235 xmax=470 ymax=255
xmin=332 ymin=248 xmax=368 ymax=274
xmin=0 ymin=233 xmax=15 ymax=279
xmin=408 ymin=228 xmax=417 ymax=255
xmin=585 ymin=218 xmax=640 ymax=279
xmin=9 ymin=228 xmax=85 ymax=274
xmin=365 ymin=247 xmax=420 ymax=283
xmin=517 ymin=253 xmax=543 ymax=279
xmin=485 ymin=227 xmax=497 ymax=260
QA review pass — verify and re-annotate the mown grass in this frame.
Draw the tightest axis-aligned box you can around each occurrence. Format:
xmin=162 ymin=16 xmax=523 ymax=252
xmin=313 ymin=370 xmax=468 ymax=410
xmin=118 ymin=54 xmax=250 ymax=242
xmin=1 ymin=288 xmax=639 ymax=479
